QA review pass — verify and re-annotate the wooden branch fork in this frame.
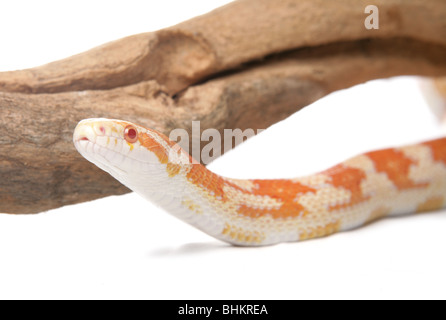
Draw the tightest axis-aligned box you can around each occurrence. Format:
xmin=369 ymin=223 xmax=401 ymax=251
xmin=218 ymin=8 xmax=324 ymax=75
xmin=1 ymin=0 xmax=446 ymax=213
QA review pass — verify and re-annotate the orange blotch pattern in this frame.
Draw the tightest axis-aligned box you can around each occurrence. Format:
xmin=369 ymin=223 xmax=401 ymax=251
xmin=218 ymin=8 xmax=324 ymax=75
xmin=423 ymin=137 xmax=446 ymax=166
xmin=187 ymin=165 xmax=318 ymax=219
xmin=186 ymin=164 xmax=228 ymax=200
xmin=138 ymin=132 xmax=169 ymax=164
xmin=139 ymin=129 xmax=197 ymax=178
xmin=238 ymin=180 xmax=316 ymax=219
xmin=366 ymin=148 xmax=425 ymax=190
xmin=323 ymin=165 xmax=369 ymax=210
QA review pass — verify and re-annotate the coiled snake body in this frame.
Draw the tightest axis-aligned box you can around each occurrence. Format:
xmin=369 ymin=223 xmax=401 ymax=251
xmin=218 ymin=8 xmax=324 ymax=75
xmin=74 ymin=119 xmax=446 ymax=246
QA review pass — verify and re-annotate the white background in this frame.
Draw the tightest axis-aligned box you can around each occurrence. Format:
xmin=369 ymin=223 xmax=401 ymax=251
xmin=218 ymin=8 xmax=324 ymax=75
xmin=0 ymin=1 xmax=445 ymax=300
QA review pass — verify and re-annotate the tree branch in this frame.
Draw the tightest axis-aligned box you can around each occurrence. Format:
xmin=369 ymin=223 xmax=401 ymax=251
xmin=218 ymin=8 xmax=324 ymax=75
xmin=1 ymin=0 xmax=446 ymax=213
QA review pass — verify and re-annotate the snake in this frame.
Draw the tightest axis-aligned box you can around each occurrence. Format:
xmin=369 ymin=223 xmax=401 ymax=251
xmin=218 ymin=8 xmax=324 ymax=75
xmin=73 ymin=118 xmax=446 ymax=246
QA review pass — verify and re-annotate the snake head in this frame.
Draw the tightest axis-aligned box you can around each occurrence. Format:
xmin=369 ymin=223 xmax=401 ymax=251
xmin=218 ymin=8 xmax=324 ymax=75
xmin=73 ymin=118 xmax=191 ymax=187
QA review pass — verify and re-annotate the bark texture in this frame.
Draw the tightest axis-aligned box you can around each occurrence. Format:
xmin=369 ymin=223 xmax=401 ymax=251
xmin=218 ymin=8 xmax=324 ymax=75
xmin=1 ymin=0 xmax=446 ymax=213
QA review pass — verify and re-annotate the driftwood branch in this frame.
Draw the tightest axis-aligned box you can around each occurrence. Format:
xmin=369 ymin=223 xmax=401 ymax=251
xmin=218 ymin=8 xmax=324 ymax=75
xmin=1 ymin=0 xmax=446 ymax=213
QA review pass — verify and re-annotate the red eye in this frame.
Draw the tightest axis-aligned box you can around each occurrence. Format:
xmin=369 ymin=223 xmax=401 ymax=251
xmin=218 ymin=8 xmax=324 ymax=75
xmin=124 ymin=125 xmax=138 ymax=143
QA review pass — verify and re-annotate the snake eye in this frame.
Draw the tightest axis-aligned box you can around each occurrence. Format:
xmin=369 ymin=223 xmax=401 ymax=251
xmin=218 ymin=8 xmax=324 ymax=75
xmin=124 ymin=125 xmax=138 ymax=143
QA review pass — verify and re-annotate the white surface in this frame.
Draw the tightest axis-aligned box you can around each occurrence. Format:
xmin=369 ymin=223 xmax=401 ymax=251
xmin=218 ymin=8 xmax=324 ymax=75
xmin=1 ymin=1 xmax=445 ymax=300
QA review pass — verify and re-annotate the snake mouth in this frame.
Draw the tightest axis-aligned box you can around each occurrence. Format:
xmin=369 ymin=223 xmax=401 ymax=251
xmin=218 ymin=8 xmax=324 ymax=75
xmin=73 ymin=129 xmax=159 ymax=178
xmin=73 ymin=119 xmax=176 ymax=180
xmin=74 ymin=137 xmax=130 ymax=177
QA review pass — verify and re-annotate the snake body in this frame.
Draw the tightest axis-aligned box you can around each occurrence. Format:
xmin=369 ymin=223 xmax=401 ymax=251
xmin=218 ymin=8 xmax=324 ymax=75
xmin=73 ymin=118 xmax=446 ymax=246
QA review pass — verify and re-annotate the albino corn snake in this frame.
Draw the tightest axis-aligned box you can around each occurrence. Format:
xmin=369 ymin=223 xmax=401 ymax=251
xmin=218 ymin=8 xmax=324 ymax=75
xmin=74 ymin=118 xmax=446 ymax=246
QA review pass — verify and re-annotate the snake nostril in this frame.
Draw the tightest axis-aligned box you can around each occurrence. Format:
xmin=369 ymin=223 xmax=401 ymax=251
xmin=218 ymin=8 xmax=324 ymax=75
xmin=80 ymin=137 xmax=89 ymax=141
